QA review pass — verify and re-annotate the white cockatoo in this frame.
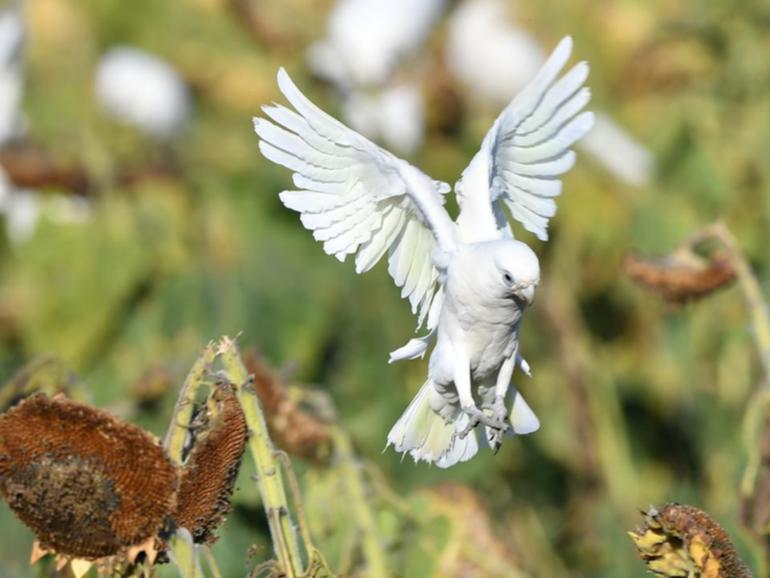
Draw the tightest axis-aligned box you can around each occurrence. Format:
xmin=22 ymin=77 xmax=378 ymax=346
xmin=254 ymin=37 xmax=593 ymax=467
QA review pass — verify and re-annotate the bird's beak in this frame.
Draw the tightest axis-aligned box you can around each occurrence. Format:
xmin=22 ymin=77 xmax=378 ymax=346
xmin=516 ymin=284 xmax=536 ymax=306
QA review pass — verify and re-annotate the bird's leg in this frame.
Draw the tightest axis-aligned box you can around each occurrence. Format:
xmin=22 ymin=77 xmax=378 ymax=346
xmin=454 ymin=350 xmax=479 ymax=438
xmin=455 ymin=351 xmax=509 ymax=439
xmin=492 ymin=352 xmax=517 ymax=424
xmin=482 ymin=353 xmax=517 ymax=450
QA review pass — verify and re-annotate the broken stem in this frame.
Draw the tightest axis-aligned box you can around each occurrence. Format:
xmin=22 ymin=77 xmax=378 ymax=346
xmin=164 ymin=342 xmax=218 ymax=465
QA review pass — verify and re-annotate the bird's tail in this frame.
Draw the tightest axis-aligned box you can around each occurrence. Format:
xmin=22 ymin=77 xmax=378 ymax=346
xmin=386 ymin=380 xmax=479 ymax=468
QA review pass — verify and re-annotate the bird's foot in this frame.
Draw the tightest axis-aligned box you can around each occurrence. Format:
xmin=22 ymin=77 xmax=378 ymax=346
xmin=491 ymin=395 xmax=509 ymax=424
xmin=487 ymin=396 xmax=511 ymax=452
xmin=457 ymin=404 xmax=509 ymax=440
xmin=488 ymin=428 xmax=505 ymax=453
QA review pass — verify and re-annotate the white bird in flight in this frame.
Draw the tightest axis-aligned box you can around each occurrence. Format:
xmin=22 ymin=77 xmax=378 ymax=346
xmin=254 ymin=36 xmax=594 ymax=467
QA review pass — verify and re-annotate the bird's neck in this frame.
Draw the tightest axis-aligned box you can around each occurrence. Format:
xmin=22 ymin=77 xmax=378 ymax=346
xmin=455 ymin=153 xmax=500 ymax=243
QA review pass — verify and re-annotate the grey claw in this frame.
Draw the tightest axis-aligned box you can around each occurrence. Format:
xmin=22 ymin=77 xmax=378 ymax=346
xmin=488 ymin=428 xmax=504 ymax=453
xmin=457 ymin=408 xmax=479 ymax=439
xmin=459 ymin=404 xmax=510 ymax=440
xmin=491 ymin=396 xmax=509 ymax=426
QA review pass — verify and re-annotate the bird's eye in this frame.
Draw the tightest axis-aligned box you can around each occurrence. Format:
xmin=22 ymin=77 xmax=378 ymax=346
xmin=503 ymin=272 xmax=513 ymax=285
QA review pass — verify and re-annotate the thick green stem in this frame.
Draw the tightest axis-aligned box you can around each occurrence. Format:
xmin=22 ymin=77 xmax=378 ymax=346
xmin=168 ymin=529 xmax=203 ymax=578
xmin=722 ymin=232 xmax=770 ymax=384
xmin=331 ymin=427 xmax=387 ymax=578
xmin=218 ymin=336 xmax=304 ymax=578
xmin=687 ymin=223 xmax=770 ymax=384
xmin=691 ymin=224 xmax=770 ymax=577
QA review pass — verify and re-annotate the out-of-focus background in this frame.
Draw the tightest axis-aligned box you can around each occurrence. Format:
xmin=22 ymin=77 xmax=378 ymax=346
xmin=0 ymin=0 xmax=768 ymax=576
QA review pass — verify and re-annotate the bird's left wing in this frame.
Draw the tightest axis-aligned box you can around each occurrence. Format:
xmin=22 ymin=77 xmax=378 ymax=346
xmin=456 ymin=36 xmax=594 ymax=242
xmin=254 ymin=68 xmax=456 ymax=329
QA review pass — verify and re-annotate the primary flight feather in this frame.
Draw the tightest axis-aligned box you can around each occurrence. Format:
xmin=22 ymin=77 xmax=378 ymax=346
xmin=254 ymin=36 xmax=593 ymax=468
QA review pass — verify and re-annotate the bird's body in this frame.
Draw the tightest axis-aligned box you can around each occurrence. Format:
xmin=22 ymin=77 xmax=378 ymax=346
xmin=436 ymin=241 xmax=532 ymax=383
xmin=254 ymin=36 xmax=593 ymax=467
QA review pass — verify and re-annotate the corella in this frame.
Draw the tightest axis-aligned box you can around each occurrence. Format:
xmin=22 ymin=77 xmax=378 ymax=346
xmin=254 ymin=37 xmax=593 ymax=467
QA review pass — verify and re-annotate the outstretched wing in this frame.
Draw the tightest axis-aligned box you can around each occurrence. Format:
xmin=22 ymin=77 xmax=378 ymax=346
xmin=456 ymin=36 xmax=594 ymax=242
xmin=254 ymin=68 xmax=456 ymax=328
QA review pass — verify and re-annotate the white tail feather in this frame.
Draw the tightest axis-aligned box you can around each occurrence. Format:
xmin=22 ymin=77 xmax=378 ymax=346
xmin=386 ymin=380 xmax=479 ymax=468
xmin=510 ymin=389 xmax=540 ymax=434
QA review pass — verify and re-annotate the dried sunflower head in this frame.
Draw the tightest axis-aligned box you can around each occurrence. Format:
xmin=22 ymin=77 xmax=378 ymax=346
xmin=243 ymin=348 xmax=331 ymax=462
xmin=623 ymin=251 xmax=736 ymax=303
xmin=172 ymin=382 xmax=248 ymax=544
xmin=0 ymin=394 xmax=178 ymax=560
xmin=629 ymin=503 xmax=751 ymax=577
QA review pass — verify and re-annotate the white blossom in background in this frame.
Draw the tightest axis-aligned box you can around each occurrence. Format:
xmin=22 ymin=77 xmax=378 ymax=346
xmin=308 ymin=0 xmax=447 ymax=88
xmin=446 ymin=0 xmax=654 ymax=186
xmin=307 ymin=0 xmax=447 ymax=155
xmin=0 ymin=0 xmax=38 ymax=244
xmin=342 ymin=84 xmax=425 ymax=155
xmin=580 ymin=113 xmax=654 ymax=188
xmin=446 ymin=0 xmax=545 ymax=106
xmin=95 ymin=46 xmax=192 ymax=139
xmin=0 ymin=168 xmax=37 ymax=244
xmin=0 ymin=166 xmax=91 ymax=245
xmin=0 ymin=1 xmax=92 ymax=245
xmin=0 ymin=0 xmax=24 ymax=145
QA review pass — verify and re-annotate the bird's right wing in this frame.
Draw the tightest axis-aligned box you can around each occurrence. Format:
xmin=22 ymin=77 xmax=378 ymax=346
xmin=254 ymin=68 xmax=456 ymax=329
xmin=454 ymin=36 xmax=593 ymax=243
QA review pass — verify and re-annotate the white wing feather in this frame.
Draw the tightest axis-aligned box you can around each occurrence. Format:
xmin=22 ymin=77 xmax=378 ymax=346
xmin=456 ymin=36 xmax=594 ymax=242
xmin=254 ymin=68 xmax=456 ymax=328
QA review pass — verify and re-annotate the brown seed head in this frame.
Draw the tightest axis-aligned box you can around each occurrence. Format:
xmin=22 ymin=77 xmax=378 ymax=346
xmin=172 ymin=383 xmax=248 ymax=544
xmin=623 ymin=251 xmax=736 ymax=304
xmin=243 ymin=348 xmax=331 ymax=462
xmin=629 ymin=503 xmax=751 ymax=578
xmin=0 ymin=394 xmax=178 ymax=559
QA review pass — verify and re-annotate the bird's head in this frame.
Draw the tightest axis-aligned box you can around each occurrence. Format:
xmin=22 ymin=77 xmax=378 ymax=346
xmin=492 ymin=240 xmax=540 ymax=306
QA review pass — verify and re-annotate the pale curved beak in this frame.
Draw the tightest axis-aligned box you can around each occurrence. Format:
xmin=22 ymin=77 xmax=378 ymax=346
xmin=516 ymin=284 xmax=536 ymax=306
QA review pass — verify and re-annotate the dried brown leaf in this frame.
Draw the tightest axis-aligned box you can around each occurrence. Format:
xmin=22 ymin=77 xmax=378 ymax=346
xmin=0 ymin=140 xmax=90 ymax=194
xmin=426 ymin=483 xmax=523 ymax=578
xmin=623 ymin=251 xmax=736 ymax=303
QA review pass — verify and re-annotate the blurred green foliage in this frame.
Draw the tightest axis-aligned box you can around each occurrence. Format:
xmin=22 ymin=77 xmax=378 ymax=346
xmin=0 ymin=0 xmax=769 ymax=576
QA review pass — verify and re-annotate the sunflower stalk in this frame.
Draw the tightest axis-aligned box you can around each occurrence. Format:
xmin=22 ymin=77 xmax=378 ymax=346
xmin=217 ymin=335 xmax=310 ymax=578
xmin=684 ymin=222 xmax=770 ymax=382
xmin=686 ymin=223 xmax=770 ymax=577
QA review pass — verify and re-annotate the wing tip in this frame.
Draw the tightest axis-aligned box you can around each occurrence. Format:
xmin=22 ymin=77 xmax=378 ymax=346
xmin=555 ymin=35 xmax=573 ymax=58
xmin=276 ymin=67 xmax=299 ymax=100
xmin=581 ymin=110 xmax=596 ymax=132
